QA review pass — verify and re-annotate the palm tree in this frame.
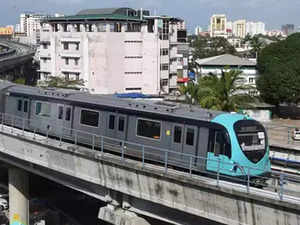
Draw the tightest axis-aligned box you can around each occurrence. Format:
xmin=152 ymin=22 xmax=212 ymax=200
xmin=250 ymin=36 xmax=264 ymax=59
xmin=179 ymin=82 xmax=200 ymax=105
xmin=196 ymin=70 xmax=254 ymax=112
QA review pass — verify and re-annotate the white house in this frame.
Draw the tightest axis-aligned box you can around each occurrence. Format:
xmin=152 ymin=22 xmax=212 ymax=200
xmin=195 ymin=54 xmax=259 ymax=96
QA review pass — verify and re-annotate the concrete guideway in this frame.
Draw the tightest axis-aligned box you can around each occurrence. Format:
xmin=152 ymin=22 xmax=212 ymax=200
xmin=0 ymin=125 xmax=299 ymax=225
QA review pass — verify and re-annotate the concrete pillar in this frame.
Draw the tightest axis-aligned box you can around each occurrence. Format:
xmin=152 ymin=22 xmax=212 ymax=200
xmin=9 ymin=168 xmax=29 ymax=225
xmin=98 ymin=205 xmax=151 ymax=225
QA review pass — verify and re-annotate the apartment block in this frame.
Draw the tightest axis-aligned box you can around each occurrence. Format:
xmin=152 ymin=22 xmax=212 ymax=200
xmin=38 ymin=8 xmax=188 ymax=95
xmin=210 ymin=14 xmax=227 ymax=38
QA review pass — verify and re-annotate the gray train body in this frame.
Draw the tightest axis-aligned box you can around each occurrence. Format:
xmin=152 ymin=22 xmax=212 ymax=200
xmin=0 ymin=82 xmax=270 ymax=177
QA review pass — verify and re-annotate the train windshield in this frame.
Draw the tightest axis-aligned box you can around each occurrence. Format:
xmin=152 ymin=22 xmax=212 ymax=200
xmin=234 ymin=120 xmax=267 ymax=163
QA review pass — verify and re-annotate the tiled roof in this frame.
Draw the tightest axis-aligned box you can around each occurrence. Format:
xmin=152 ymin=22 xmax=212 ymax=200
xmin=196 ymin=54 xmax=256 ymax=66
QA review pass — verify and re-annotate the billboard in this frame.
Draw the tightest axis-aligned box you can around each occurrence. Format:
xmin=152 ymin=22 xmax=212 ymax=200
xmin=0 ymin=27 xmax=13 ymax=35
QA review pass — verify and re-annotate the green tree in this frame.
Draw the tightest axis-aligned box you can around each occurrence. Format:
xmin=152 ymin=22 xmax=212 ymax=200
xmin=180 ymin=70 xmax=254 ymax=111
xmin=39 ymin=76 xmax=85 ymax=89
xmin=250 ymin=35 xmax=265 ymax=59
xmin=191 ymin=36 xmax=237 ymax=60
xmin=257 ymin=33 xmax=300 ymax=106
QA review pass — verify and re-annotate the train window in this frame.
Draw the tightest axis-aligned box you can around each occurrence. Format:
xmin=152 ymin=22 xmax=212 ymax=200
xmin=137 ymin=119 xmax=161 ymax=140
xmin=65 ymin=107 xmax=71 ymax=121
xmin=118 ymin=116 xmax=125 ymax=132
xmin=58 ymin=106 xmax=64 ymax=120
xmin=174 ymin=126 xmax=182 ymax=143
xmin=214 ymin=131 xmax=231 ymax=159
xmin=186 ymin=128 xmax=195 ymax=146
xmin=80 ymin=109 xmax=99 ymax=127
xmin=109 ymin=115 xmax=115 ymax=129
xmin=36 ymin=102 xmax=51 ymax=117
xmin=17 ymin=100 xmax=22 ymax=111
xmin=24 ymin=100 xmax=28 ymax=113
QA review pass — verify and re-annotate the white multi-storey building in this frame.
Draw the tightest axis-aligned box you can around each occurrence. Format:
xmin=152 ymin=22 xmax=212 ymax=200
xmin=17 ymin=13 xmax=48 ymax=44
xmin=210 ymin=14 xmax=227 ymax=38
xmin=38 ymin=8 xmax=188 ymax=95
xmin=246 ymin=21 xmax=266 ymax=36
xmin=233 ymin=20 xmax=246 ymax=38
xmin=194 ymin=26 xmax=202 ymax=35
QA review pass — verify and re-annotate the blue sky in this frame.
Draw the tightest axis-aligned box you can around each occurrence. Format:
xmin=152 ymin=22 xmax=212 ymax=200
xmin=2 ymin=0 xmax=299 ymax=32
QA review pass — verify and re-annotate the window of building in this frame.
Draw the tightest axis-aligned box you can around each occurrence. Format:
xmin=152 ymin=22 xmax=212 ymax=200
xmin=118 ymin=116 xmax=125 ymax=132
xmin=160 ymin=63 xmax=169 ymax=71
xmin=58 ymin=106 xmax=64 ymax=120
xmin=75 ymin=43 xmax=80 ymax=50
xmin=126 ymin=23 xmax=141 ymax=32
xmin=137 ymin=119 xmax=161 ymax=140
xmin=17 ymin=99 xmax=22 ymax=111
xmin=249 ymin=77 xmax=255 ymax=83
xmin=125 ymin=87 xmax=142 ymax=91
xmin=174 ymin=126 xmax=182 ymax=143
xmin=75 ymin=73 xmax=80 ymax=81
xmin=114 ymin=23 xmax=122 ymax=32
xmin=109 ymin=115 xmax=115 ymax=129
xmin=63 ymin=42 xmax=69 ymax=50
xmin=65 ymin=58 xmax=69 ymax=65
xmin=125 ymin=72 xmax=142 ymax=75
xmin=124 ymin=56 xmax=143 ymax=59
xmin=65 ymin=107 xmax=71 ymax=121
xmin=80 ymin=110 xmax=99 ymax=127
xmin=63 ymin=72 xmax=69 ymax=80
xmin=63 ymin=24 xmax=67 ymax=32
xmin=87 ymin=24 xmax=93 ymax=32
xmin=76 ymin=24 xmax=80 ymax=32
xmin=186 ymin=128 xmax=195 ymax=146
xmin=161 ymin=79 xmax=168 ymax=86
xmin=160 ymin=48 xmax=169 ymax=56
xmin=98 ymin=23 xmax=106 ymax=32
xmin=36 ymin=102 xmax=51 ymax=117
xmin=124 ymin=40 xmax=143 ymax=43
xmin=43 ymin=44 xmax=48 ymax=49
xmin=74 ymin=58 xmax=79 ymax=65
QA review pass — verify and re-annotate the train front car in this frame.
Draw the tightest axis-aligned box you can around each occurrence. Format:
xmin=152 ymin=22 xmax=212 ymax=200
xmin=206 ymin=113 xmax=271 ymax=179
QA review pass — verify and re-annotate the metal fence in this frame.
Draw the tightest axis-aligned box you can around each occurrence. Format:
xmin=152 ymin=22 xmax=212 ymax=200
xmin=0 ymin=112 xmax=300 ymax=202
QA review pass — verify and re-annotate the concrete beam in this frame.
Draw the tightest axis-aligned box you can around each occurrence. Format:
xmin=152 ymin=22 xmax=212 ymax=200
xmin=99 ymin=204 xmax=151 ymax=225
xmin=8 ymin=167 xmax=29 ymax=225
xmin=0 ymin=127 xmax=300 ymax=225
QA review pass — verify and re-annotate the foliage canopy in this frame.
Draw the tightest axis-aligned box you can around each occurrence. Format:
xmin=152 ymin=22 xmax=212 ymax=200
xmin=257 ymin=33 xmax=300 ymax=106
xmin=180 ymin=69 xmax=254 ymax=112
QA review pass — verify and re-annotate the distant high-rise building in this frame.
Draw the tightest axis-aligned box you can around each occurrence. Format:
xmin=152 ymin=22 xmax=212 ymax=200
xmin=281 ymin=24 xmax=295 ymax=35
xmin=210 ymin=14 xmax=227 ymax=38
xmin=194 ymin=26 xmax=202 ymax=35
xmin=233 ymin=20 xmax=246 ymax=38
xmin=246 ymin=21 xmax=265 ymax=36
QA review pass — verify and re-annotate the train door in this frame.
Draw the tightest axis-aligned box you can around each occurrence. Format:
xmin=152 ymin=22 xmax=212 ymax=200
xmin=182 ymin=125 xmax=198 ymax=165
xmin=206 ymin=129 xmax=232 ymax=175
xmin=116 ymin=114 xmax=127 ymax=141
xmin=55 ymin=104 xmax=73 ymax=137
xmin=171 ymin=123 xmax=184 ymax=154
xmin=15 ymin=98 xmax=29 ymax=128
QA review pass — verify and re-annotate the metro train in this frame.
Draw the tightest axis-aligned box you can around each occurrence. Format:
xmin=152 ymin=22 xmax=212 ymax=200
xmin=0 ymin=82 xmax=271 ymax=179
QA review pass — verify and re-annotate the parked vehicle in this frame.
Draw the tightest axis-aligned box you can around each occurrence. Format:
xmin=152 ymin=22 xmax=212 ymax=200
xmin=293 ymin=128 xmax=300 ymax=141
xmin=0 ymin=198 xmax=8 ymax=211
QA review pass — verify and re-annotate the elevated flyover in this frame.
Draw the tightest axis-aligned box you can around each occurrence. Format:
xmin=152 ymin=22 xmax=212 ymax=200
xmin=0 ymin=114 xmax=299 ymax=225
xmin=0 ymin=40 xmax=36 ymax=83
